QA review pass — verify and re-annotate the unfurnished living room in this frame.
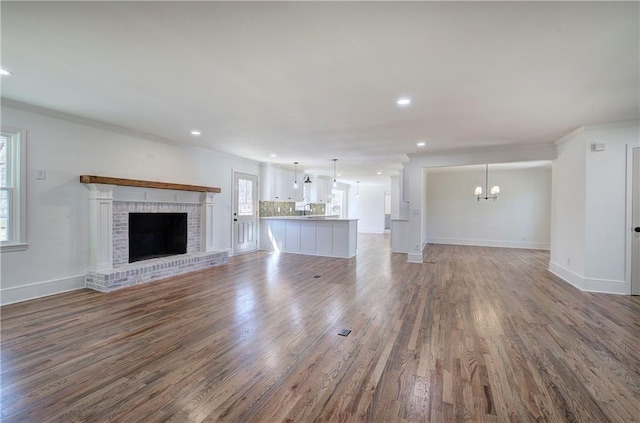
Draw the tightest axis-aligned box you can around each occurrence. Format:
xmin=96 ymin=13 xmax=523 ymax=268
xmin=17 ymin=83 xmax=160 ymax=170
xmin=1 ymin=2 xmax=639 ymax=422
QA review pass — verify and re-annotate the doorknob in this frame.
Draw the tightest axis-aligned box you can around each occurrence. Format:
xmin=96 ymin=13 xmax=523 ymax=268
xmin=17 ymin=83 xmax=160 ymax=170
xmin=635 ymin=227 xmax=640 ymax=233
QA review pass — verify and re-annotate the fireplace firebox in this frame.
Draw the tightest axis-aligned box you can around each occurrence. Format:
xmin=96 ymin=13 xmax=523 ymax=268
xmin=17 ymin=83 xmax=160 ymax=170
xmin=129 ymin=213 xmax=187 ymax=263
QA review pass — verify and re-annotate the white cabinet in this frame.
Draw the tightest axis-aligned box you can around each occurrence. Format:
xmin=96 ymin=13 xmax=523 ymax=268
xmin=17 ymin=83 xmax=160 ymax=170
xmin=259 ymin=217 xmax=357 ymax=258
xmin=307 ymin=176 xmax=332 ymax=204
xmin=260 ymin=163 xmax=304 ymax=202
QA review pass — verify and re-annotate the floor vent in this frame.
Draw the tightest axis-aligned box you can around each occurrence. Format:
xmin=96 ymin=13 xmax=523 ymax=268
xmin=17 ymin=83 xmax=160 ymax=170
xmin=313 ymin=275 xmax=322 ymax=278
xmin=338 ymin=329 xmax=351 ymax=337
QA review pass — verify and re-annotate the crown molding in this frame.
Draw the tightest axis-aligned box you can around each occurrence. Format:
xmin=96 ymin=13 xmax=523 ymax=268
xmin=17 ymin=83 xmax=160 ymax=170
xmin=0 ymin=97 xmax=260 ymax=166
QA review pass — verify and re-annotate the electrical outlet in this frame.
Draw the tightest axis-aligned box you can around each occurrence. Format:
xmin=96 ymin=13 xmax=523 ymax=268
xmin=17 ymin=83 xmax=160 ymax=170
xmin=146 ymin=153 xmax=155 ymax=159
xmin=36 ymin=169 xmax=46 ymax=180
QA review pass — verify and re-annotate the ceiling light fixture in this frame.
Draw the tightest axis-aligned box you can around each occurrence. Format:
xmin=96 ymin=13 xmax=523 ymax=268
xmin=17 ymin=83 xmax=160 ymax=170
xmin=377 ymin=171 xmax=382 ymax=175
xmin=417 ymin=141 xmax=426 ymax=147
xmin=304 ymin=174 xmax=312 ymax=184
xmin=475 ymin=164 xmax=500 ymax=201
xmin=397 ymin=98 xmax=411 ymax=106
xmin=293 ymin=161 xmax=299 ymax=189
xmin=356 ymin=181 xmax=360 ymax=198
xmin=190 ymin=130 xmax=201 ymax=135
xmin=270 ymin=153 xmax=277 ymax=158
xmin=332 ymin=159 xmax=338 ymax=188
xmin=0 ymin=68 xmax=13 ymax=76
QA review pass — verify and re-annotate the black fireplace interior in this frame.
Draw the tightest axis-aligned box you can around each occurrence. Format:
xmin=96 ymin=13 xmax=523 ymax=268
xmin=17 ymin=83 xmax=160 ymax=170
xmin=129 ymin=213 xmax=187 ymax=263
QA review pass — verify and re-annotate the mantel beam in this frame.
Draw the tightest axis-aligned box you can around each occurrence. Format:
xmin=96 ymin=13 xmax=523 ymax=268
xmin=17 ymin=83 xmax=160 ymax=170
xmin=80 ymin=175 xmax=221 ymax=193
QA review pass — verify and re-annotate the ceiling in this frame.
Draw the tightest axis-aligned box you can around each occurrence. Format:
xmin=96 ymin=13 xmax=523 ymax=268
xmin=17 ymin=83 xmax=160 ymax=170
xmin=1 ymin=2 xmax=638 ymax=181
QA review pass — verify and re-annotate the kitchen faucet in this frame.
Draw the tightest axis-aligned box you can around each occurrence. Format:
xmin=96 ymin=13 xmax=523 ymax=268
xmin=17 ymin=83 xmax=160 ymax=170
xmin=303 ymin=204 xmax=312 ymax=216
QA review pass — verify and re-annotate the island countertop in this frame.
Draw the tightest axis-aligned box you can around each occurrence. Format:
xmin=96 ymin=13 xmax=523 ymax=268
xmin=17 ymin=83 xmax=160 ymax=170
xmin=259 ymin=215 xmax=356 ymax=221
xmin=259 ymin=216 xmax=357 ymax=258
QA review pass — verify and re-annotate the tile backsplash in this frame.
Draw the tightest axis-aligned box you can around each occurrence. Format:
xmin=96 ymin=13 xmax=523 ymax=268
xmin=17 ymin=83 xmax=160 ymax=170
xmin=259 ymin=201 xmax=326 ymax=217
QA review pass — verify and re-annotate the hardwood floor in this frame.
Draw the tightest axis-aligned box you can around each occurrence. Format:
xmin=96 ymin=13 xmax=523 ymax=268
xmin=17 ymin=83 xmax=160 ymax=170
xmin=2 ymin=235 xmax=639 ymax=422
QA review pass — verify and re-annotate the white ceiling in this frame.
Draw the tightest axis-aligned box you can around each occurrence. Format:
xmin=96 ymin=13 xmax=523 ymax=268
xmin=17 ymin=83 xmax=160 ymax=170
xmin=1 ymin=2 xmax=638 ymax=181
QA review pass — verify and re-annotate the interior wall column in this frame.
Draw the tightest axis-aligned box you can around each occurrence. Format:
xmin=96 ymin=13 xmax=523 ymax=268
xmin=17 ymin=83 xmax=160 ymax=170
xmin=87 ymin=184 xmax=114 ymax=271
xmin=201 ymin=192 xmax=216 ymax=252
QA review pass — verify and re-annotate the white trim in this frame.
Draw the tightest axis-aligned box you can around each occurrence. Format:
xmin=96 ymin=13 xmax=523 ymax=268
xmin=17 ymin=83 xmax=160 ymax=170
xmin=583 ymin=277 xmax=628 ymax=295
xmin=408 ymin=141 xmax=557 ymax=161
xmin=0 ymin=126 xmax=27 ymax=249
xmin=554 ymin=126 xmax=586 ymax=146
xmin=0 ymin=242 xmax=28 ymax=252
xmin=627 ymin=145 xmax=640 ymax=295
xmin=554 ymin=122 xmax=640 ymax=147
xmin=112 ymin=185 xmax=203 ymax=204
xmin=548 ymin=261 xmax=628 ymax=295
xmin=0 ymin=275 xmax=85 ymax=305
xmin=427 ymin=237 xmax=550 ymax=250
xmin=2 ymin=98 xmax=259 ymax=166
xmin=549 ymin=261 xmax=584 ymax=290
xmin=407 ymin=252 xmax=423 ymax=263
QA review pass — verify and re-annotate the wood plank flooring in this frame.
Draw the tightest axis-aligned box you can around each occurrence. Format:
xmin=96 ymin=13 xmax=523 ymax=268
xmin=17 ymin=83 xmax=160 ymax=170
xmin=2 ymin=235 xmax=639 ymax=422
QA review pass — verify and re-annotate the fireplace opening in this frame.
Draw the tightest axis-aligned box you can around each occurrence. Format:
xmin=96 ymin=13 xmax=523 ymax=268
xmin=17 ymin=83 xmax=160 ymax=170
xmin=129 ymin=213 xmax=187 ymax=263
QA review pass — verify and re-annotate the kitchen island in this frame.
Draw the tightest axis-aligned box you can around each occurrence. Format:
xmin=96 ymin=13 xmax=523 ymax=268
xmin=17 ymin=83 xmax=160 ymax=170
xmin=259 ymin=216 xmax=357 ymax=258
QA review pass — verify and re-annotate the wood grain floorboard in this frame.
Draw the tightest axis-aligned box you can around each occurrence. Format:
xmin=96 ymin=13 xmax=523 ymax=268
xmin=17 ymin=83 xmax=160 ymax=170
xmin=1 ymin=235 xmax=639 ymax=422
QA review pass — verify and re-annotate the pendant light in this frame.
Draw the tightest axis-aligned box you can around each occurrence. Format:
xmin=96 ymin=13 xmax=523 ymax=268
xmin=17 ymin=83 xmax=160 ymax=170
xmin=475 ymin=164 xmax=500 ymax=201
xmin=356 ymin=181 xmax=360 ymax=198
xmin=332 ymin=158 xmax=338 ymax=188
xmin=293 ymin=162 xmax=299 ymax=189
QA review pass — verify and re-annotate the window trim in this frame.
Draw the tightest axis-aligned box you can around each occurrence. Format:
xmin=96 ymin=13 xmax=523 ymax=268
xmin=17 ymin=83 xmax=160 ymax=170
xmin=0 ymin=126 xmax=27 ymax=252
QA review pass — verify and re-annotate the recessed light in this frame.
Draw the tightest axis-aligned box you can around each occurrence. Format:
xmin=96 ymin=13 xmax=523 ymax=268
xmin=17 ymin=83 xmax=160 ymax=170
xmin=337 ymin=174 xmax=342 ymax=177
xmin=270 ymin=154 xmax=277 ymax=158
xmin=0 ymin=68 xmax=13 ymax=76
xmin=417 ymin=141 xmax=426 ymax=147
xmin=397 ymin=98 xmax=411 ymax=106
xmin=190 ymin=130 xmax=201 ymax=135
xmin=377 ymin=171 xmax=382 ymax=175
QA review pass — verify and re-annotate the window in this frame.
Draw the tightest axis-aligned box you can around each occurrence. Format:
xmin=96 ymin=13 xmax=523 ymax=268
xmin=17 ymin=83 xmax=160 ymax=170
xmin=237 ymin=178 xmax=254 ymax=216
xmin=1 ymin=127 xmax=27 ymax=251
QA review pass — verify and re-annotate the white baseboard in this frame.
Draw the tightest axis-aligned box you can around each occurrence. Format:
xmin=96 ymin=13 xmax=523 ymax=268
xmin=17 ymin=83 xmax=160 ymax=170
xmin=427 ymin=237 xmax=550 ymax=250
xmin=1 ymin=275 xmax=86 ymax=305
xmin=407 ymin=252 xmax=423 ymax=263
xmin=548 ymin=261 xmax=629 ymax=295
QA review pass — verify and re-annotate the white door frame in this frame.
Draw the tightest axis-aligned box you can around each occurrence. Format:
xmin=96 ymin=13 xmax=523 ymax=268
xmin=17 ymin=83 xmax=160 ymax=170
xmin=232 ymin=171 xmax=258 ymax=256
xmin=630 ymin=146 xmax=640 ymax=295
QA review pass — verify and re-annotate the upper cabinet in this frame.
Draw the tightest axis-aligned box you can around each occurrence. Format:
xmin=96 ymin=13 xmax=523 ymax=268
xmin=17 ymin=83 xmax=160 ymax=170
xmin=260 ymin=163 xmax=304 ymax=202
xmin=306 ymin=176 xmax=332 ymax=204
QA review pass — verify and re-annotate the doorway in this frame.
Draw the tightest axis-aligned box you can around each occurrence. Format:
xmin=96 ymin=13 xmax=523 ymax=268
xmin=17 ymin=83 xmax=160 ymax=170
xmin=233 ymin=172 xmax=258 ymax=255
xmin=632 ymin=148 xmax=640 ymax=295
xmin=384 ymin=191 xmax=391 ymax=231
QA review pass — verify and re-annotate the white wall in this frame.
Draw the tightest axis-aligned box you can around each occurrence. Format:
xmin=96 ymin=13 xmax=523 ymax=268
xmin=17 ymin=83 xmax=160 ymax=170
xmin=348 ymin=182 xmax=389 ymax=233
xmin=550 ymin=123 xmax=640 ymax=294
xmin=426 ymin=166 xmax=551 ymax=249
xmin=404 ymin=143 xmax=557 ymax=263
xmin=549 ymin=132 xmax=587 ymax=285
xmin=0 ymin=105 xmax=260 ymax=304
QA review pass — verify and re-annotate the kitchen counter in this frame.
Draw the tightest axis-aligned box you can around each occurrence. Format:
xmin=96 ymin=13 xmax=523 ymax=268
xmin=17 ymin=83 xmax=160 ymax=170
xmin=259 ymin=217 xmax=357 ymax=258
xmin=260 ymin=214 xmax=344 ymax=220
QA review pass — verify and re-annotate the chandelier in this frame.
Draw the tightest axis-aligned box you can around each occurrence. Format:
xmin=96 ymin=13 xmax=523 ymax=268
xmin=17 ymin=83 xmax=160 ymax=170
xmin=475 ymin=164 xmax=500 ymax=201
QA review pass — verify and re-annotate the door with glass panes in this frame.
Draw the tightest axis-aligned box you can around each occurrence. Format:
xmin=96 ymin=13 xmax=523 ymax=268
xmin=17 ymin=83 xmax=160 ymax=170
xmin=233 ymin=172 xmax=258 ymax=254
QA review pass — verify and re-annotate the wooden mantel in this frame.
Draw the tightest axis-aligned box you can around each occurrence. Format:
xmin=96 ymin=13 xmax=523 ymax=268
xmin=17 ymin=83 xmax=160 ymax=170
xmin=79 ymin=175 xmax=221 ymax=193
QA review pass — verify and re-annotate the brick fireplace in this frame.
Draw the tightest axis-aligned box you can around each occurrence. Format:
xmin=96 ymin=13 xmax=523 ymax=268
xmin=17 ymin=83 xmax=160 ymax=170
xmin=81 ymin=176 xmax=228 ymax=292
